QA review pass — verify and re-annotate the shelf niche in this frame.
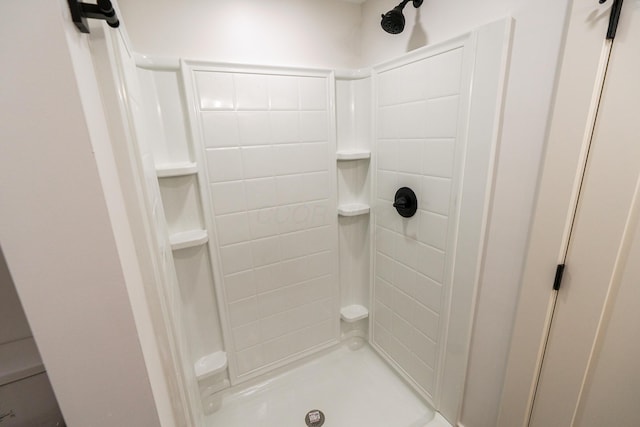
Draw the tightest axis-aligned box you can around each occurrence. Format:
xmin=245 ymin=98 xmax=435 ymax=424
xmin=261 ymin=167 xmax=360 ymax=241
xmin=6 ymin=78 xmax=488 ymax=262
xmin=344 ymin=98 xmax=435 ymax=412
xmin=156 ymin=162 xmax=198 ymax=178
xmin=336 ymin=150 xmax=371 ymax=161
xmin=170 ymin=229 xmax=208 ymax=250
xmin=337 ymin=203 xmax=370 ymax=217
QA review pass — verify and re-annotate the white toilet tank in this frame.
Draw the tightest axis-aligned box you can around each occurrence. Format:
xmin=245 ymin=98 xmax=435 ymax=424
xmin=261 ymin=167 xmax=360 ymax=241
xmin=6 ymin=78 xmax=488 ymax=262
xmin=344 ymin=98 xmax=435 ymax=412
xmin=0 ymin=337 xmax=65 ymax=426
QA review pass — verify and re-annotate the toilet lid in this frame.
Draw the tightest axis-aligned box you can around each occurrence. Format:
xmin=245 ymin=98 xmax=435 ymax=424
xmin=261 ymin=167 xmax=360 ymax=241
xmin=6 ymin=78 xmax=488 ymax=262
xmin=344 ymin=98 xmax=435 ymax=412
xmin=0 ymin=337 xmax=45 ymax=386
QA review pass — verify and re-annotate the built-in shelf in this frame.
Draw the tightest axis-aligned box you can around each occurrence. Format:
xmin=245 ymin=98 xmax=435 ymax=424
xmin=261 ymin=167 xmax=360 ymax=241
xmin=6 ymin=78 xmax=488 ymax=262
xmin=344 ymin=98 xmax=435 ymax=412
xmin=170 ymin=229 xmax=209 ymax=251
xmin=336 ymin=150 xmax=371 ymax=161
xmin=337 ymin=203 xmax=370 ymax=217
xmin=156 ymin=162 xmax=198 ymax=178
xmin=340 ymin=305 xmax=369 ymax=323
xmin=194 ymin=351 xmax=228 ymax=382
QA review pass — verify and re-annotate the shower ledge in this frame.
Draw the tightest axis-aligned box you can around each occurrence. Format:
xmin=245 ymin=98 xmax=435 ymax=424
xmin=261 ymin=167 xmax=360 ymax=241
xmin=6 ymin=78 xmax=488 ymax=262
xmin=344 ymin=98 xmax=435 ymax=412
xmin=337 ymin=203 xmax=370 ymax=217
xmin=336 ymin=150 xmax=371 ymax=161
xmin=195 ymin=351 xmax=227 ymax=381
xmin=156 ymin=162 xmax=198 ymax=178
xmin=340 ymin=304 xmax=369 ymax=323
xmin=170 ymin=229 xmax=208 ymax=251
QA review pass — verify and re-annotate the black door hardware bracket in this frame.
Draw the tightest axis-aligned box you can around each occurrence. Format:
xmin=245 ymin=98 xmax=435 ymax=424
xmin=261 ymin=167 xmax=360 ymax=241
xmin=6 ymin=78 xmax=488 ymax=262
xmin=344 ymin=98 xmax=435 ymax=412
xmin=599 ymin=0 xmax=624 ymax=40
xmin=68 ymin=0 xmax=120 ymax=34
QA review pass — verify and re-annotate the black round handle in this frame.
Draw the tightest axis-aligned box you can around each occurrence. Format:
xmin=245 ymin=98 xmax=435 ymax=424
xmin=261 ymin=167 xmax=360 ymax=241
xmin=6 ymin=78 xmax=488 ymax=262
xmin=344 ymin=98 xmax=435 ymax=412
xmin=393 ymin=196 xmax=409 ymax=209
xmin=393 ymin=187 xmax=417 ymax=218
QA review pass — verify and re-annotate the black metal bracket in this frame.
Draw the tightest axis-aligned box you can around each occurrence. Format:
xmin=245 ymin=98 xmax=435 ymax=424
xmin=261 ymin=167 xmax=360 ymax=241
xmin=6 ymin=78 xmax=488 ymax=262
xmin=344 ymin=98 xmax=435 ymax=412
xmin=553 ymin=264 xmax=565 ymax=291
xmin=599 ymin=0 xmax=624 ymax=40
xmin=68 ymin=0 xmax=120 ymax=34
xmin=397 ymin=0 xmax=424 ymax=9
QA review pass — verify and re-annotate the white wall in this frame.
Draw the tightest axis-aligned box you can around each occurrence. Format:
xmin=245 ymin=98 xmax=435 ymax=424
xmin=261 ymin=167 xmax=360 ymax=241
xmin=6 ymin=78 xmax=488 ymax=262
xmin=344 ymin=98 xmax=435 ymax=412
xmin=118 ymin=0 xmax=363 ymax=69
xmin=361 ymin=0 xmax=510 ymax=65
xmin=112 ymin=0 xmax=572 ymax=425
xmin=360 ymin=1 xmax=571 ymax=426
xmin=189 ymin=67 xmax=339 ymax=382
xmin=0 ymin=1 xmax=163 ymax=425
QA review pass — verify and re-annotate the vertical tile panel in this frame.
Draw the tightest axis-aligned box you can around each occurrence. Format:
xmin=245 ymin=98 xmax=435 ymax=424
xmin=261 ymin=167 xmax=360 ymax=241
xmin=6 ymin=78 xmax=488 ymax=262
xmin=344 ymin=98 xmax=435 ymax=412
xmin=196 ymin=70 xmax=337 ymax=379
xmin=209 ymin=181 xmax=246 ymax=215
xmin=215 ymin=212 xmax=250 ymax=246
xmin=299 ymin=77 xmax=327 ymax=110
xmin=235 ymin=74 xmax=269 ymax=110
xmin=373 ymin=45 xmax=466 ymax=399
xmin=196 ymin=72 xmax=235 ymax=110
xmin=201 ymin=112 xmax=240 ymax=148
xmin=267 ymin=75 xmax=299 ymax=110
xmin=237 ymin=112 xmax=271 ymax=146
xmin=241 ymin=146 xmax=275 ymax=179
xmin=269 ymin=112 xmax=299 ymax=143
xmin=206 ymin=148 xmax=244 ymax=182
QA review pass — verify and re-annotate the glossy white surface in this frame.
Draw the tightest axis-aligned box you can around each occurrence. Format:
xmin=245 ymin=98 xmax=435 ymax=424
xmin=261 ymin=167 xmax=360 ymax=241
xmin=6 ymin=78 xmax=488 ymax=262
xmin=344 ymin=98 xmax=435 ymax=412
xmin=340 ymin=304 xmax=369 ymax=322
xmin=206 ymin=344 xmax=435 ymax=427
xmin=372 ymin=43 xmax=465 ymax=400
xmin=337 ymin=160 xmax=370 ymax=209
xmin=195 ymin=352 xmax=228 ymax=381
xmin=169 ymin=229 xmax=208 ymax=251
xmin=186 ymin=65 xmax=339 ymax=383
xmin=335 ymin=74 xmax=372 ymax=320
xmin=158 ymin=175 xmax=205 ymax=236
xmin=114 ymin=0 xmax=573 ymax=424
xmin=138 ymin=68 xmax=192 ymax=167
xmin=337 ymin=203 xmax=371 ymax=217
xmin=372 ymin=22 xmax=510 ymax=421
xmin=336 ymin=150 xmax=371 ymax=161
xmin=156 ymin=162 xmax=198 ymax=178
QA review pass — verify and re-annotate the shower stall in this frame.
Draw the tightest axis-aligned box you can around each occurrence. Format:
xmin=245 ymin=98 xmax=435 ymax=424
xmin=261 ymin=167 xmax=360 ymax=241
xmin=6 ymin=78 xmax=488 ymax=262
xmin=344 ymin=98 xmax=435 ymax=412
xmin=90 ymin=10 xmax=511 ymax=427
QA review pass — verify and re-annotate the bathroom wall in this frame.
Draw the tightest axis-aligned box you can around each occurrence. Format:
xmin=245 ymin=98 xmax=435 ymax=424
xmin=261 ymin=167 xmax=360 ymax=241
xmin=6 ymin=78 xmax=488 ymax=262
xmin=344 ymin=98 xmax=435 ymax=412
xmin=362 ymin=1 xmax=571 ymax=425
xmin=135 ymin=64 xmax=226 ymax=376
xmin=0 ymin=249 xmax=32 ymax=345
xmin=373 ymin=45 xmax=465 ymax=400
xmin=0 ymin=1 xmax=169 ymax=425
xmin=117 ymin=0 xmax=363 ymax=69
xmin=114 ymin=0 xmax=571 ymax=425
xmin=185 ymin=66 xmax=339 ymax=381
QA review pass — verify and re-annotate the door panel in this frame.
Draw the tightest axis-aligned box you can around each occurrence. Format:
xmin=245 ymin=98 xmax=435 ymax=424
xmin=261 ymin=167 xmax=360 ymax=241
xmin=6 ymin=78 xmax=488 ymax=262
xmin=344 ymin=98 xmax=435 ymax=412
xmin=530 ymin=1 xmax=640 ymax=425
xmin=573 ymin=200 xmax=640 ymax=426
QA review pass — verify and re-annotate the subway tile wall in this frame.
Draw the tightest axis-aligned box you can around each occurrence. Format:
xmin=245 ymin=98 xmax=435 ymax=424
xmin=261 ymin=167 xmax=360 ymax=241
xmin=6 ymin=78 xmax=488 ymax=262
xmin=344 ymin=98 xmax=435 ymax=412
xmin=194 ymin=71 xmax=338 ymax=379
xmin=372 ymin=47 xmax=464 ymax=399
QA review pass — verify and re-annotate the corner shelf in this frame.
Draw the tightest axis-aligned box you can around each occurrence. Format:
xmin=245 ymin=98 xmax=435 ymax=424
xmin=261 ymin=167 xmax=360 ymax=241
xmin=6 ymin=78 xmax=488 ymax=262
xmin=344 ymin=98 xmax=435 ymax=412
xmin=194 ymin=351 xmax=228 ymax=382
xmin=336 ymin=150 xmax=371 ymax=161
xmin=337 ymin=203 xmax=370 ymax=217
xmin=340 ymin=305 xmax=369 ymax=323
xmin=170 ymin=229 xmax=209 ymax=251
xmin=156 ymin=162 xmax=198 ymax=178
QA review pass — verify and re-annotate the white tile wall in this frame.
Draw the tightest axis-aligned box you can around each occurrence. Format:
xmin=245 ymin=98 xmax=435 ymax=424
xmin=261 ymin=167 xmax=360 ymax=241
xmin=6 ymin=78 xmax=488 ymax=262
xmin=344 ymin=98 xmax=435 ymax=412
xmin=372 ymin=48 xmax=464 ymax=398
xmin=195 ymin=69 xmax=338 ymax=379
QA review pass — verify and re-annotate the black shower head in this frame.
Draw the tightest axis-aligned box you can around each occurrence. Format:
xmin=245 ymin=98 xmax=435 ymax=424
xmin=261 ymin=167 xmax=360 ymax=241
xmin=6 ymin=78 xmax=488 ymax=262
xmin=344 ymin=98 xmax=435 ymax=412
xmin=381 ymin=4 xmax=406 ymax=34
xmin=380 ymin=0 xmax=423 ymax=34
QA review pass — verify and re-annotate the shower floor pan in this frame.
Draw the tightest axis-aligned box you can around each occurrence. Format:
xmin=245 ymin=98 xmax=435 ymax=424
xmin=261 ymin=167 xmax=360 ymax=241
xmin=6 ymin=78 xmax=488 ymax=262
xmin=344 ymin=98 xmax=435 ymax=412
xmin=206 ymin=343 xmax=449 ymax=427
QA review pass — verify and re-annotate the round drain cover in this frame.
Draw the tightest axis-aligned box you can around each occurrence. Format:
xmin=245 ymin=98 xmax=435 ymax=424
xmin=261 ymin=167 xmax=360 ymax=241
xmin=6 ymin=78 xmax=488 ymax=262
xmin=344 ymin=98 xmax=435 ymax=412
xmin=305 ymin=409 xmax=325 ymax=427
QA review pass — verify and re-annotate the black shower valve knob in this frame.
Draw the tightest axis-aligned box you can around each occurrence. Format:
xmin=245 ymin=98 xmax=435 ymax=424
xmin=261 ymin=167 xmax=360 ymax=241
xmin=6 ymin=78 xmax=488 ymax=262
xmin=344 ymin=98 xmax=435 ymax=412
xmin=393 ymin=187 xmax=418 ymax=218
xmin=393 ymin=197 xmax=410 ymax=209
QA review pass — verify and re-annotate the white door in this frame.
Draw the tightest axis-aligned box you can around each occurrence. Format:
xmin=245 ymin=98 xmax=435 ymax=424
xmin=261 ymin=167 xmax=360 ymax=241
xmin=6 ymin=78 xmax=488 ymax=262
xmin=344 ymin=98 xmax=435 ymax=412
xmin=530 ymin=1 xmax=640 ymax=425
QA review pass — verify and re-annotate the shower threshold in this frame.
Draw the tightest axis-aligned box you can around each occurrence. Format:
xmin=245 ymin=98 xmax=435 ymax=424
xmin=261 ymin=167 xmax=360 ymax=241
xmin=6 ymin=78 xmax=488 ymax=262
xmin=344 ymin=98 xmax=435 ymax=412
xmin=205 ymin=343 xmax=442 ymax=427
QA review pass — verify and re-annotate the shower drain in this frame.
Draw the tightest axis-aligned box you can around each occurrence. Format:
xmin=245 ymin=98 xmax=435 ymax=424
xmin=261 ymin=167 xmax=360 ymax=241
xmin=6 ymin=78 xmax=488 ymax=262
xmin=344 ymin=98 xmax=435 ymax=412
xmin=304 ymin=409 xmax=325 ymax=427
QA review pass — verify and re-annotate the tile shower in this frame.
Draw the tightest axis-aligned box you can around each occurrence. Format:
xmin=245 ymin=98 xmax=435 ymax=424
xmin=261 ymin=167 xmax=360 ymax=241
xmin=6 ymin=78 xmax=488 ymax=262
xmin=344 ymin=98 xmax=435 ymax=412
xmin=108 ymin=18 xmax=510 ymax=427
